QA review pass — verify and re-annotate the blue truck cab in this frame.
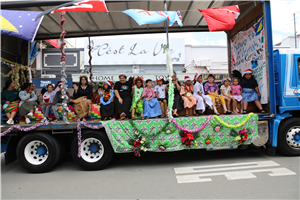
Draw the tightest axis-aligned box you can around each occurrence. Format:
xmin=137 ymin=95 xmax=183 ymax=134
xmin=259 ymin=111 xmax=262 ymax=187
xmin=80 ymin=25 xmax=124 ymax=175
xmin=271 ymin=49 xmax=300 ymax=155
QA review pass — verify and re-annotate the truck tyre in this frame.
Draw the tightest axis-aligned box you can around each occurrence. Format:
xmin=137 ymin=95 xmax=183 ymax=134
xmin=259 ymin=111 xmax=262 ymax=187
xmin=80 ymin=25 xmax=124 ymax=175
xmin=71 ymin=130 xmax=114 ymax=170
xmin=17 ymin=133 xmax=61 ymax=173
xmin=278 ymin=118 xmax=300 ymax=156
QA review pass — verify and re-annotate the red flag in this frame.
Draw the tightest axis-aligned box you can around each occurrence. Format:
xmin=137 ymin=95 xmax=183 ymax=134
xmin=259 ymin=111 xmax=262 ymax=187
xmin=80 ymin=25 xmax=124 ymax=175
xmin=46 ymin=39 xmax=60 ymax=48
xmin=52 ymin=0 xmax=108 ymax=13
xmin=199 ymin=5 xmax=240 ymax=32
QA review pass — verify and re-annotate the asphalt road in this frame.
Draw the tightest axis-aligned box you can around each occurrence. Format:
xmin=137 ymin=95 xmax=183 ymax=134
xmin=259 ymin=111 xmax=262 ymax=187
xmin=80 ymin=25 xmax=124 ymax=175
xmin=1 ymin=149 xmax=299 ymax=200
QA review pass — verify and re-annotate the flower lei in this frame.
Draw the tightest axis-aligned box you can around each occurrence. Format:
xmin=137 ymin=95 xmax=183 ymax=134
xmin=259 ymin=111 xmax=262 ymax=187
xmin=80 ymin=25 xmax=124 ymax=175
xmin=213 ymin=113 xmax=254 ymax=128
xmin=134 ymin=85 xmax=143 ymax=102
xmin=171 ymin=115 xmax=212 ymax=133
xmin=166 ymin=48 xmax=174 ymax=119
xmin=100 ymin=89 xmax=114 ymax=106
xmin=128 ymin=119 xmax=175 ymax=136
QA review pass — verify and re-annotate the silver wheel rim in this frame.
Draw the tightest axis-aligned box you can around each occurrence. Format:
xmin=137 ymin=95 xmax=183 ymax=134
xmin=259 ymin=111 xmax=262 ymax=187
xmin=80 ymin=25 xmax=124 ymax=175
xmin=80 ymin=137 xmax=104 ymax=163
xmin=286 ymin=126 xmax=300 ymax=149
xmin=24 ymin=140 xmax=49 ymax=165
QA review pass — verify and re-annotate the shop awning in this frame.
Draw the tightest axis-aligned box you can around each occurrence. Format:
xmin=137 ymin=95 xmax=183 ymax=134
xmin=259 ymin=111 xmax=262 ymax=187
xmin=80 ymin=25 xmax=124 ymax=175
xmin=1 ymin=0 xmax=259 ymax=40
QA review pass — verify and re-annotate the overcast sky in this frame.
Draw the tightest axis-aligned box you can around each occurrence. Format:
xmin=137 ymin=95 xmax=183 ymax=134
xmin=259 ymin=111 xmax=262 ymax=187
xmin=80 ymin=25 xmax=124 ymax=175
xmin=68 ymin=0 xmax=300 ymax=47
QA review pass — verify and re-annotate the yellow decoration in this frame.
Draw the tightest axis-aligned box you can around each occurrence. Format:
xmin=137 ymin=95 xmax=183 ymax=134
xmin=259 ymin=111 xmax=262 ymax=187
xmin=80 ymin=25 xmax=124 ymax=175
xmin=213 ymin=113 xmax=254 ymax=128
xmin=235 ymin=136 xmax=241 ymax=141
xmin=1 ymin=16 xmax=19 ymax=33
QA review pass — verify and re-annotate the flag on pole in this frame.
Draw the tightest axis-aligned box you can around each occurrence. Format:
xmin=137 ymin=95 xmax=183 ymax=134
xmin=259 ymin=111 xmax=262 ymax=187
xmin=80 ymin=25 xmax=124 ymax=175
xmin=35 ymin=0 xmax=108 ymax=21
xmin=122 ymin=9 xmax=183 ymax=26
xmin=1 ymin=10 xmax=44 ymax=42
xmin=46 ymin=39 xmax=60 ymax=48
xmin=198 ymin=5 xmax=240 ymax=32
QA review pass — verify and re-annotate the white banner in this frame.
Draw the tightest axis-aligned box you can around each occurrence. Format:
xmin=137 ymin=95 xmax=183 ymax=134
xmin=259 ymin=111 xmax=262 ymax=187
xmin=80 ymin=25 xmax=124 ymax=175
xmin=72 ymin=73 xmax=228 ymax=83
xmin=84 ymin=38 xmax=185 ymax=65
xmin=231 ymin=17 xmax=268 ymax=104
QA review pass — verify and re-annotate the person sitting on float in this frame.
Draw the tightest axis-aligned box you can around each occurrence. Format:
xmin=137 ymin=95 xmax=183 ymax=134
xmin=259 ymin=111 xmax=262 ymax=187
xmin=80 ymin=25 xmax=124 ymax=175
xmin=130 ymin=77 xmax=144 ymax=120
xmin=41 ymin=84 xmax=56 ymax=123
xmin=19 ymin=82 xmax=38 ymax=124
xmin=114 ymin=74 xmax=132 ymax=120
xmin=142 ymin=79 xmax=162 ymax=119
xmin=1 ymin=80 xmax=20 ymax=125
xmin=99 ymin=80 xmax=115 ymax=120
xmin=193 ymin=74 xmax=212 ymax=115
xmin=170 ymin=72 xmax=183 ymax=117
xmin=52 ymin=83 xmax=70 ymax=122
xmin=155 ymin=78 xmax=167 ymax=118
xmin=73 ymin=76 xmax=93 ymax=121
xmin=180 ymin=76 xmax=197 ymax=117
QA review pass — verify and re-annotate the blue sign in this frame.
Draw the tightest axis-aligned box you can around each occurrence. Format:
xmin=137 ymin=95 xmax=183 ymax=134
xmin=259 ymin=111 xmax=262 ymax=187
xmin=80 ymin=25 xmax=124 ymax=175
xmin=32 ymin=78 xmax=73 ymax=89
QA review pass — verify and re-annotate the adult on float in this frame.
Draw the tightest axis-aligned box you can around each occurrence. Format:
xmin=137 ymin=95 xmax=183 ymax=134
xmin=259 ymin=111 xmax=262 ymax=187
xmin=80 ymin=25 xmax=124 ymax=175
xmin=100 ymin=80 xmax=115 ymax=120
xmin=180 ymin=76 xmax=197 ymax=116
xmin=19 ymin=82 xmax=37 ymax=124
xmin=1 ymin=80 xmax=20 ymax=125
xmin=114 ymin=74 xmax=132 ymax=120
xmin=171 ymin=72 xmax=183 ymax=117
xmin=73 ymin=75 xmax=93 ymax=121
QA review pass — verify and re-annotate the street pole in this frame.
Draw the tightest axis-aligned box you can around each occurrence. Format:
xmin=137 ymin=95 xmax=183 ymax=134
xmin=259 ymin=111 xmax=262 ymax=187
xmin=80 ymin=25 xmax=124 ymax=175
xmin=294 ymin=13 xmax=297 ymax=49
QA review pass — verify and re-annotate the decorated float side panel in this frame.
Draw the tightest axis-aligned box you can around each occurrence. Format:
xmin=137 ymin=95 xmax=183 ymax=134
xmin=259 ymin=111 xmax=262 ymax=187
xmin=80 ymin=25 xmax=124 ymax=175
xmin=231 ymin=17 xmax=268 ymax=104
xmin=102 ymin=114 xmax=258 ymax=154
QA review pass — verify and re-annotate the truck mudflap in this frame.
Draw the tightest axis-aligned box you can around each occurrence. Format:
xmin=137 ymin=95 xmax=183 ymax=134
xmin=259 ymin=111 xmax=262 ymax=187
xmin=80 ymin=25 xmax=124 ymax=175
xmin=252 ymin=121 xmax=269 ymax=147
xmin=101 ymin=114 xmax=259 ymax=154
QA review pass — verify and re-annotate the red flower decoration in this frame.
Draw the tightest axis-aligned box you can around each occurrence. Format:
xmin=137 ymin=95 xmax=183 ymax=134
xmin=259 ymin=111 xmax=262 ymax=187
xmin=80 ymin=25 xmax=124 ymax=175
xmin=205 ymin=140 xmax=211 ymax=144
xmin=184 ymin=140 xmax=192 ymax=146
xmin=133 ymin=140 xmax=141 ymax=148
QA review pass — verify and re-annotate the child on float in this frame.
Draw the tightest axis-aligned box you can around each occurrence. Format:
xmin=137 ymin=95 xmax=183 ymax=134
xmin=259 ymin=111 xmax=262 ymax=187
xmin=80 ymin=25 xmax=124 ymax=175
xmin=130 ymin=77 xmax=144 ymax=120
xmin=240 ymin=69 xmax=266 ymax=114
xmin=220 ymin=77 xmax=235 ymax=113
xmin=41 ymin=84 xmax=56 ymax=123
xmin=142 ymin=79 xmax=162 ymax=119
xmin=52 ymin=83 xmax=70 ymax=122
xmin=230 ymin=77 xmax=243 ymax=114
xmin=193 ymin=74 xmax=212 ymax=115
xmin=99 ymin=80 xmax=115 ymax=120
xmin=204 ymin=74 xmax=232 ymax=115
xmin=154 ymin=78 xmax=167 ymax=118
xmin=180 ymin=76 xmax=197 ymax=116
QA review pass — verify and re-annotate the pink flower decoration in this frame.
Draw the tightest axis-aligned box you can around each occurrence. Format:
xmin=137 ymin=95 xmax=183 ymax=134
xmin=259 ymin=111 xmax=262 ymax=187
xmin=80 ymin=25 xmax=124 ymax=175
xmin=215 ymin=126 xmax=220 ymax=132
xmin=159 ymin=146 xmax=165 ymax=151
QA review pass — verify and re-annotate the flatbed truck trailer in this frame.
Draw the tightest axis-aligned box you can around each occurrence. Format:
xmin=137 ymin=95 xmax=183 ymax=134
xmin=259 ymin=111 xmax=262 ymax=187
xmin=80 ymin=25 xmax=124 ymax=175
xmin=1 ymin=0 xmax=300 ymax=173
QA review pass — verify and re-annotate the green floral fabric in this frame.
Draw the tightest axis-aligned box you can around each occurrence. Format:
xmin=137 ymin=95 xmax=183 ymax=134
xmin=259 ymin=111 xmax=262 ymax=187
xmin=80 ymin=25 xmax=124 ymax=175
xmin=102 ymin=114 xmax=258 ymax=153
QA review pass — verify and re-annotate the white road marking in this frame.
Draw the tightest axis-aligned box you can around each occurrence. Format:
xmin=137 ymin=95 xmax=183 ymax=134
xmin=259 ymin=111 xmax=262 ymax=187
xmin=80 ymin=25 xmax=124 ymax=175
xmin=174 ymin=161 xmax=280 ymax=174
xmin=174 ymin=161 xmax=297 ymax=183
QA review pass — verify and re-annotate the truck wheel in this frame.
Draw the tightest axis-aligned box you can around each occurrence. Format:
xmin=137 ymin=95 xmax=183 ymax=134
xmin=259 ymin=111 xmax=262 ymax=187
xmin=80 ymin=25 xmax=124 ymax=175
xmin=71 ymin=130 xmax=114 ymax=170
xmin=17 ymin=133 xmax=61 ymax=173
xmin=278 ymin=118 xmax=300 ymax=156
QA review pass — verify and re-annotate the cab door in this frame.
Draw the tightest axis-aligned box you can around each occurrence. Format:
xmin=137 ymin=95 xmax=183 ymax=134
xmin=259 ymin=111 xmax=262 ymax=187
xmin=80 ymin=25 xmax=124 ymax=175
xmin=296 ymin=55 xmax=300 ymax=106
